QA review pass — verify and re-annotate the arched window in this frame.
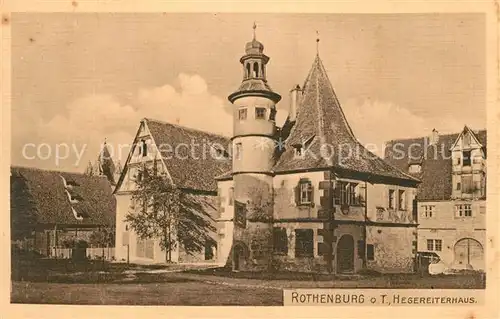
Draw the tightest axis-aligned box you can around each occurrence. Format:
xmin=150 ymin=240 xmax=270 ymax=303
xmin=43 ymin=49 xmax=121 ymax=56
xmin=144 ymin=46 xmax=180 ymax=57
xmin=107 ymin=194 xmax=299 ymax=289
xmin=253 ymin=62 xmax=259 ymax=78
xmin=261 ymin=64 xmax=265 ymax=78
xmin=246 ymin=63 xmax=251 ymax=79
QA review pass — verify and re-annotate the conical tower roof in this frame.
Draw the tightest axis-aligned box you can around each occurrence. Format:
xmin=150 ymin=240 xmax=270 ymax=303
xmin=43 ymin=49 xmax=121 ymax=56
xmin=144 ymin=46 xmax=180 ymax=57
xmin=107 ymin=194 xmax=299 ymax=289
xmin=273 ymin=55 xmax=419 ymax=183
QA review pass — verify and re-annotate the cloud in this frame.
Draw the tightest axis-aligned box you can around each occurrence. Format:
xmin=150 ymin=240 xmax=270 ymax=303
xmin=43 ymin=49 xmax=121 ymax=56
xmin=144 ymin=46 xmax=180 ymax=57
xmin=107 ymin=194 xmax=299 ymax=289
xmin=342 ymin=98 xmax=465 ymax=156
xmin=12 ymin=73 xmax=233 ymax=172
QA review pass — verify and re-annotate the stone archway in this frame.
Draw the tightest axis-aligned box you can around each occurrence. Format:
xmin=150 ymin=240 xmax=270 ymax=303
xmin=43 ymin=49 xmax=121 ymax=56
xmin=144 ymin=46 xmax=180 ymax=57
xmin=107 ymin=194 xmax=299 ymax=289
xmin=336 ymin=235 xmax=355 ymax=273
xmin=232 ymin=241 xmax=249 ymax=271
xmin=454 ymin=238 xmax=484 ymax=270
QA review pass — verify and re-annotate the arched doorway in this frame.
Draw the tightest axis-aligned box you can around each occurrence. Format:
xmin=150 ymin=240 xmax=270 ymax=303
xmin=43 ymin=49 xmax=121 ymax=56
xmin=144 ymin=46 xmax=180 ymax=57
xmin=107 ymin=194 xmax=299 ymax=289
xmin=337 ymin=235 xmax=355 ymax=273
xmin=232 ymin=242 xmax=248 ymax=271
xmin=454 ymin=238 xmax=484 ymax=270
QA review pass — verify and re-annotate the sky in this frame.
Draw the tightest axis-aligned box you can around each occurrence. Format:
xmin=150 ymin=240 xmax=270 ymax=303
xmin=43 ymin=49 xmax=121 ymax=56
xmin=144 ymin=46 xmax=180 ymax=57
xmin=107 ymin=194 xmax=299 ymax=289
xmin=11 ymin=12 xmax=486 ymax=172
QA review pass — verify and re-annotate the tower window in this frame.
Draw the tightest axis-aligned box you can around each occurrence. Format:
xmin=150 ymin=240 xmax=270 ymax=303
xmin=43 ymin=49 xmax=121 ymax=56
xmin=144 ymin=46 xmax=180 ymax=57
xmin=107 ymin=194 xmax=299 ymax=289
xmin=255 ymin=107 xmax=266 ymax=119
xmin=270 ymin=109 xmax=276 ymax=121
xmin=246 ymin=63 xmax=251 ymax=79
xmin=253 ymin=62 xmax=259 ymax=77
xmin=238 ymin=108 xmax=247 ymax=120
xmin=235 ymin=143 xmax=242 ymax=160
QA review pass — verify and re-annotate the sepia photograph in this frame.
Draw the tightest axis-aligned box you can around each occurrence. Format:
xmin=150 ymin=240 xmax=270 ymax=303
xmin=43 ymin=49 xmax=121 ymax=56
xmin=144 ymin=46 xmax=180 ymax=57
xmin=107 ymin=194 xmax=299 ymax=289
xmin=5 ymin=8 xmax=495 ymax=310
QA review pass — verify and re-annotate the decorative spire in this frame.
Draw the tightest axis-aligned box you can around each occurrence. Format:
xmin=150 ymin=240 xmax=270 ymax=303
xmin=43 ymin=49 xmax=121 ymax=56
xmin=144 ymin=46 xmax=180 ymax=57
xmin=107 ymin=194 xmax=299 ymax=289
xmin=316 ymin=30 xmax=320 ymax=55
xmin=253 ymin=21 xmax=257 ymax=40
xmin=85 ymin=160 xmax=94 ymax=176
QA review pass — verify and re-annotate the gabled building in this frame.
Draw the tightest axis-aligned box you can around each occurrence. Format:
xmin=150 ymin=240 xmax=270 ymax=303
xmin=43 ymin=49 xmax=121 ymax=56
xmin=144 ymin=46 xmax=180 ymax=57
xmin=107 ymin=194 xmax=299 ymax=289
xmin=10 ymin=165 xmax=116 ymax=256
xmin=215 ymin=32 xmax=421 ymax=273
xmin=384 ymin=127 xmax=486 ymax=271
xmin=113 ymin=118 xmax=231 ymax=264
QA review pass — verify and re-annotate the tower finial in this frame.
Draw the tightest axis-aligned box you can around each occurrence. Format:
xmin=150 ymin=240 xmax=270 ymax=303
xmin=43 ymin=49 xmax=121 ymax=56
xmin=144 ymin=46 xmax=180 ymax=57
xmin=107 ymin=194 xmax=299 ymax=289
xmin=316 ymin=30 xmax=320 ymax=55
xmin=253 ymin=21 xmax=257 ymax=40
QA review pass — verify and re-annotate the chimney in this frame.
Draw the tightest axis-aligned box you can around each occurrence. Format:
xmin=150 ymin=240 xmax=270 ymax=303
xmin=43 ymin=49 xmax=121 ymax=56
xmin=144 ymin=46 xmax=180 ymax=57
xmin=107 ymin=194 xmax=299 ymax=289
xmin=289 ymin=84 xmax=302 ymax=122
xmin=429 ymin=128 xmax=439 ymax=145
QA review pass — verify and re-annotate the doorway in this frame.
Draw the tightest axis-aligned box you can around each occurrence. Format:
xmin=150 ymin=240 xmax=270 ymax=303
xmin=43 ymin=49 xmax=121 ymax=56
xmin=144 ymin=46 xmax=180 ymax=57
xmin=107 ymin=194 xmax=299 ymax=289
xmin=454 ymin=238 xmax=484 ymax=270
xmin=337 ymin=235 xmax=355 ymax=273
xmin=233 ymin=243 xmax=247 ymax=271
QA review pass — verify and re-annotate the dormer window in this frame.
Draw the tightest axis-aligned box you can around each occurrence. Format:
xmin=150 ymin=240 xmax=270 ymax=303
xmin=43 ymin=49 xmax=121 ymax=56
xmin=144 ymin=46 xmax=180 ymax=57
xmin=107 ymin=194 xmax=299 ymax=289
xmin=255 ymin=107 xmax=266 ymax=120
xmin=211 ymin=145 xmax=229 ymax=160
xmin=238 ymin=108 xmax=247 ymax=120
xmin=294 ymin=145 xmax=304 ymax=157
xmin=463 ymin=150 xmax=471 ymax=167
xmin=408 ymin=164 xmax=421 ymax=173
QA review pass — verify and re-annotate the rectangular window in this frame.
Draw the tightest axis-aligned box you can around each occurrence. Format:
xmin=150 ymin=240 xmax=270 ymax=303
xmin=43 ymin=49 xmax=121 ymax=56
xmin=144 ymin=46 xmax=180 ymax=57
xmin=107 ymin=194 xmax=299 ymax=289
xmin=427 ymin=239 xmax=434 ymax=251
xmin=339 ymin=182 xmax=348 ymax=205
xmin=204 ymin=240 xmax=216 ymax=260
xmin=456 ymin=182 xmax=461 ymax=191
xmin=299 ymin=180 xmax=313 ymax=204
xmin=388 ymin=189 xmax=395 ymax=209
xmin=422 ymin=205 xmax=434 ymax=218
xmin=463 ymin=150 xmax=471 ymax=166
xmin=349 ymin=183 xmax=358 ymax=205
xmin=228 ymin=187 xmax=234 ymax=206
xmin=238 ymin=108 xmax=247 ymax=120
xmin=255 ymin=107 xmax=266 ymax=119
xmin=461 ymin=175 xmax=473 ymax=193
xmin=366 ymin=244 xmax=374 ymax=261
xmin=145 ymin=239 xmax=154 ymax=259
xmin=426 ymin=239 xmax=442 ymax=252
xmin=141 ymin=140 xmax=148 ymax=157
xmin=273 ymin=227 xmax=288 ymax=255
xmin=136 ymin=238 xmax=145 ymax=258
xmin=435 ymin=239 xmax=442 ymax=251
xmin=235 ymin=143 xmax=242 ymax=160
xmin=295 ymin=229 xmax=314 ymax=257
xmin=398 ymin=190 xmax=406 ymax=210
xmin=235 ymin=202 xmax=247 ymax=228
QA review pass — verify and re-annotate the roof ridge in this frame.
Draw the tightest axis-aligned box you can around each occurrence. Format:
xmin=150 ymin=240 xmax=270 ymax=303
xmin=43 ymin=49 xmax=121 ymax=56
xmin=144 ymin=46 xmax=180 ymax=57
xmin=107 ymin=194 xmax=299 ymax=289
xmin=385 ymin=129 xmax=489 ymax=145
xmin=144 ymin=117 xmax=231 ymax=139
xmin=315 ymin=55 xmax=357 ymax=140
xmin=11 ymin=165 xmax=110 ymax=179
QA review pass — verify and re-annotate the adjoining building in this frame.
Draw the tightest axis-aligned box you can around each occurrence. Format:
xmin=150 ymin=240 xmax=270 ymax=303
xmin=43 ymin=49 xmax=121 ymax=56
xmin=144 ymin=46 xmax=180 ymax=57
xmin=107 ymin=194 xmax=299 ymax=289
xmin=10 ymin=165 xmax=117 ymax=257
xmin=385 ymin=127 xmax=486 ymax=271
xmin=113 ymin=119 xmax=231 ymax=264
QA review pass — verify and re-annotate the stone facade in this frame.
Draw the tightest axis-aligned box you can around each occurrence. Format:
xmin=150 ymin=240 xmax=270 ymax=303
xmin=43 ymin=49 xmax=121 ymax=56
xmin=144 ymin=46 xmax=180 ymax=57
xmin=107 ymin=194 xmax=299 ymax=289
xmin=417 ymin=199 xmax=486 ymax=270
xmin=217 ymin=170 xmax=418 ymax=273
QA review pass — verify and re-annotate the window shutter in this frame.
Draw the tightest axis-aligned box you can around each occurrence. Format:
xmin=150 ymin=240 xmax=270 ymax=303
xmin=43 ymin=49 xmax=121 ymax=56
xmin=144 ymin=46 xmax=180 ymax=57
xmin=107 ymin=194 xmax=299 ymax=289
xmin=309 ymin=184 xmax=314 ymax=206
xmin=294 ymin=183 xmax=300 ymax=206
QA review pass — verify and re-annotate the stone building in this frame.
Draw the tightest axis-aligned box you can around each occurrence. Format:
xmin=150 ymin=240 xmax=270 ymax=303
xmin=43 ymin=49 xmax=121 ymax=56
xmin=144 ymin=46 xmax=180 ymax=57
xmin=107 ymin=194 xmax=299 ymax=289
xmin=215 ymin=32 xmax=421 ymax=274
xmin=385 ymin=127 xmax=486 ymax=271
xmin=113 ymin=30 xmax=421 ymax=273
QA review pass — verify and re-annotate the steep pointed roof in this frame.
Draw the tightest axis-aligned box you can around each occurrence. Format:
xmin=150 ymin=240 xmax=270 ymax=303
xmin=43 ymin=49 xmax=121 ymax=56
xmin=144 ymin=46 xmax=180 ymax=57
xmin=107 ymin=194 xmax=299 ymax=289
xmin=273 ymin=55 xmax=419 ymax=184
